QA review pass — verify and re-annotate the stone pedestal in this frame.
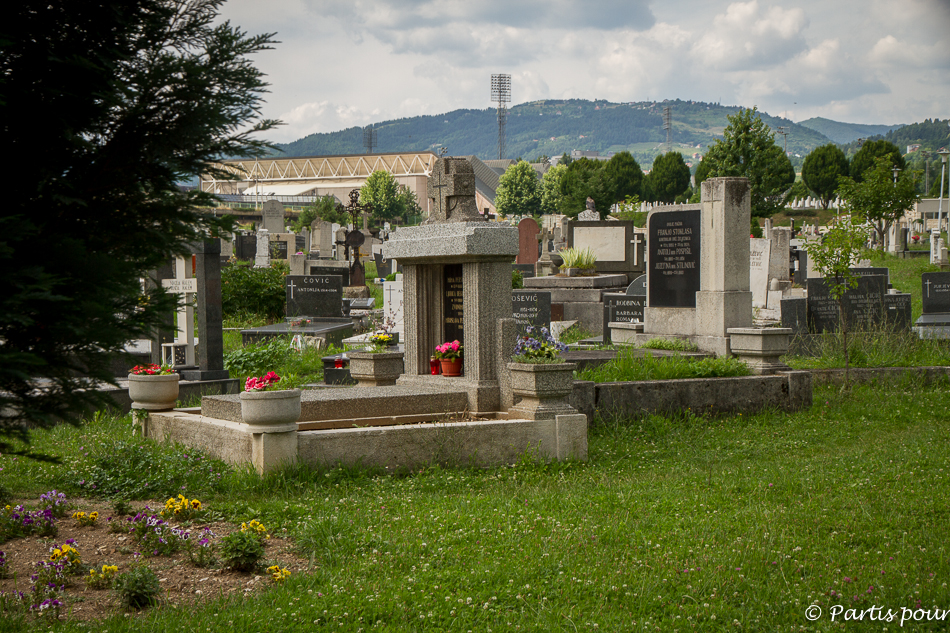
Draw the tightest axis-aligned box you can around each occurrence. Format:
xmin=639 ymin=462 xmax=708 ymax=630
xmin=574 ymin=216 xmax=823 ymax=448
xmin=726 ymin=327 xmax=793 ymax=375
xmin=507 ymin=362 xmax=578 ymax=420
xmin=383 ymin=221 xmax=518 ymax=413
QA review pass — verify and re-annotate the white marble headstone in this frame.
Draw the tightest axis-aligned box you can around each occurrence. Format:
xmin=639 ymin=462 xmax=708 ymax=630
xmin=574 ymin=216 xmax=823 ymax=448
xmin=749 ymin=237 xmax=771 ymax=308
xmin=383 ymin=278 xmax=404 ymax=334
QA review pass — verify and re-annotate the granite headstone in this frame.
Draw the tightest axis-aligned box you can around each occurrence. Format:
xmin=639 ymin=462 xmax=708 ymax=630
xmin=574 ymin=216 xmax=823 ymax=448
xmin=285 ymin=275 xmax=344 ymax=318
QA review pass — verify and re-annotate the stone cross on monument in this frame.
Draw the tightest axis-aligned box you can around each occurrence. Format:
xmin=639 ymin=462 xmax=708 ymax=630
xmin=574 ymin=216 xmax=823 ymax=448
xmin=423 ymin=157 xmax=484 ymax=224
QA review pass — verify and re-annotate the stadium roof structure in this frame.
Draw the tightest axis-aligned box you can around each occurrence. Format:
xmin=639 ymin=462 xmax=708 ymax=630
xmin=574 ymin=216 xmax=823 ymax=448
xmin=202 ymin=151 xmax=439 ymax=193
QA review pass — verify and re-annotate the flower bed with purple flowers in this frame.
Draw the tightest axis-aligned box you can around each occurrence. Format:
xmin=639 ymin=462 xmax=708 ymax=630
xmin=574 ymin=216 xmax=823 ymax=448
xmin=0 ymin=492 xmax=310 ymax=622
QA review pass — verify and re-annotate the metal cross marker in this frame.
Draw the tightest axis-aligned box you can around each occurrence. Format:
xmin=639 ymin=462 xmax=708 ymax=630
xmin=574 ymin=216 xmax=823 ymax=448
xmin=287 ymin=278 xmax=297 ymax=299
xmin=925 ymin=278 xmax=932 ymax=297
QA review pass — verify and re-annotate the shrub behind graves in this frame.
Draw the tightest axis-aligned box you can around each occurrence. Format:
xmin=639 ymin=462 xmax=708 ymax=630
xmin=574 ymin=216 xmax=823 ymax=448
xmin=223 ymin=337 xmax=292 ymax=379
xmin=221 ymin=261 xmax=286 ymax=322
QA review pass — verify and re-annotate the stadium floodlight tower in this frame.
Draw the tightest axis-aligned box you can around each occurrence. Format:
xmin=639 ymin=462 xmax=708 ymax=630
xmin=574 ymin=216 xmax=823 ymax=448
xmin=662 ymin=105 xmax=672 ymax=153
xmin=363 ymin=124 xmax=377 ymax=154
xmin=491 ymin=74 xmax=511 ymax=160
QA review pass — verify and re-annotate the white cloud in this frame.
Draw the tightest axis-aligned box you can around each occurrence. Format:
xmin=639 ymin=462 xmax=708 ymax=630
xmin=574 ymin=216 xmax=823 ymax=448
xmin=692 ymin=1 xmax=809 ymax=70
xmin=217 ymin=0 xmax=950 ymax=141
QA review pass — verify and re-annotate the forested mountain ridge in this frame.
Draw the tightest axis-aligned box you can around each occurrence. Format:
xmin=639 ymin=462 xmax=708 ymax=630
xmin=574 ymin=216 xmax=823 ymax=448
xmin=797 ymin=117 xmax=903 ymax=144
xmin=275 ymin=99 xmax=903 ymax=168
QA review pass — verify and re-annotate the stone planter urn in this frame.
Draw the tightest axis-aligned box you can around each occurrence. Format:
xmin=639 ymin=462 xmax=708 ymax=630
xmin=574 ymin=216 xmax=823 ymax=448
xmin=348 ymin=351 xmax=404 ymax=387
xmin=440 ymin=358 xmax=463 ymax=376
xmin=240 ymin=389 xmax=301 ymax=433
xmin=128 ymin=373 xmax=180 ymax=411
xmin=507 ymin=362 xmax=577 ymax=420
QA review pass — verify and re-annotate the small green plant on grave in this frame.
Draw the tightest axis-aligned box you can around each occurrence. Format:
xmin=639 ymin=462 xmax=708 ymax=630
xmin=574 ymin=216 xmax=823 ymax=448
xmin=111 ymin=498 xmax=133 ymax=517
xmin=113 ymin=564 xmax=162 ymax=609
xmin=220 ymin=521 xmax=268 ymax=572
xmin=577 ymin=349 xmax=750 ymax=383
xmin=188 ymin=527 xmax=217 ymax=568
xmin=86 ymin=563 xmax=119 ymax=590
xmin=558 ymin=246 xmax=597 ymax=271
xmin=557 ymin=323 xmax=596 ymax=345
xmin=512 ymin=269 xmax=524 ymax=289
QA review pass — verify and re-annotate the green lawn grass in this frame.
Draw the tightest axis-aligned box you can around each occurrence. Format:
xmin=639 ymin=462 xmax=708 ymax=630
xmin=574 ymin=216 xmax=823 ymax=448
xmin=3 ymin=382 xmax=950 ymax=630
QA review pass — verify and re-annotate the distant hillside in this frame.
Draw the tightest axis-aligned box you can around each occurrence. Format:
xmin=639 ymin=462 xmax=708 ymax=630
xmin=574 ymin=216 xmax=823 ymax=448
xmin=881 ymin=118 xmax=950 ymax=151
xmin=276 ymin=99 xmax=834 ymax=167
xmin=797 ymin=117 xmax=902 ymax=144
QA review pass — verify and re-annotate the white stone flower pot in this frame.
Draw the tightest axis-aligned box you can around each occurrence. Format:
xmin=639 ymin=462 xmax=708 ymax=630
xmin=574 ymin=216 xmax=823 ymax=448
xmin=240 ymin=389 xmax=301 ymax=433
xmin=128 ymin=373 xmax=180 ymax=411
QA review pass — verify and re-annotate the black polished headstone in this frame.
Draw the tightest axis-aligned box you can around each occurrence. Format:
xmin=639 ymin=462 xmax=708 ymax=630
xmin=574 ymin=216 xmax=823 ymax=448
xmin=792 ymin=250 xmax=807 ymax=286
xmin=626 ymin=274 xmax=646 ymax=296
xmin=883 ymin=293 xmax=912 ymax=329
xmin=271 ymin=239 xmax=289 ymax=260
xmin=511 ymin=290 xmax=551 ymax=336
xmin=235 ymin=234 xmax=256 ymax=261
xmin=781 ymin=297 xmax=808 ymax=335
xmin=512 ymin=263 xmax=536 ymax=279
xmin=602 ymin=292 xmax=645 ymax=343
xmin=922 ymin=272 xmax=950 ymax=314
xmin=285 ymin=275 xmax=344 ymax=318
xmin=295 ymin=235 xmax=306 ymax=252
xmin=806 ymin=275 xmax=887 ymax=332
xmin=648 ymin=209 xmax=701 ymax=308
xmin=443 ymin=263 xmax=464 ymax=344
xmin=851 ymin=267 xmax=890 ymax=284
xmin=308 ymin=265 xmax=349 ymax=287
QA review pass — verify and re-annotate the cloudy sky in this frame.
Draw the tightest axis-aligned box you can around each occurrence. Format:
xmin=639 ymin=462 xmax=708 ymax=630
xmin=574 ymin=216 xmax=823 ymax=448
xmin=219 ymin=0 xmax=950 ymax=144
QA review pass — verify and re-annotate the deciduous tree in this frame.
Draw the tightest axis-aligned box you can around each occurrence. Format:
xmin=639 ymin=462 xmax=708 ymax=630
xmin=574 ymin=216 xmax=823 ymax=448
xmin=837 ymin=157 xmax=920 ymax=252
xmin=540 ymin=164 xmax=566 ymax=216
xmin=0 ymin=0 xmax=278 ymax=449
xmin=806 ymin=216 xmax=869 ymax=384
xmin=360 ymin=171 xmax=408 ymax=225
xmin=494 ymin=161 xmax=541 ymax=217
xmin=802 ymin=144 xmax=850 ymax=210
xmin=292 ymin=195 xmax=345 ymax=232
xmin=701 ymin=107 xmax=796 ymax=220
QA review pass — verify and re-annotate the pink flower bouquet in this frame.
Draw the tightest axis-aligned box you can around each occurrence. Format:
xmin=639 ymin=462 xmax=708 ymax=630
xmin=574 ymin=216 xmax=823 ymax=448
xmin=434 ymin=340 xmax=463 ymax=360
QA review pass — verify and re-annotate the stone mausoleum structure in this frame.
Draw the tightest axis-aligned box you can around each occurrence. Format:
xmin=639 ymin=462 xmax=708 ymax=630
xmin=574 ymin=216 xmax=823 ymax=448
xmin=383 ymin=157 xmax=519 ymax=413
